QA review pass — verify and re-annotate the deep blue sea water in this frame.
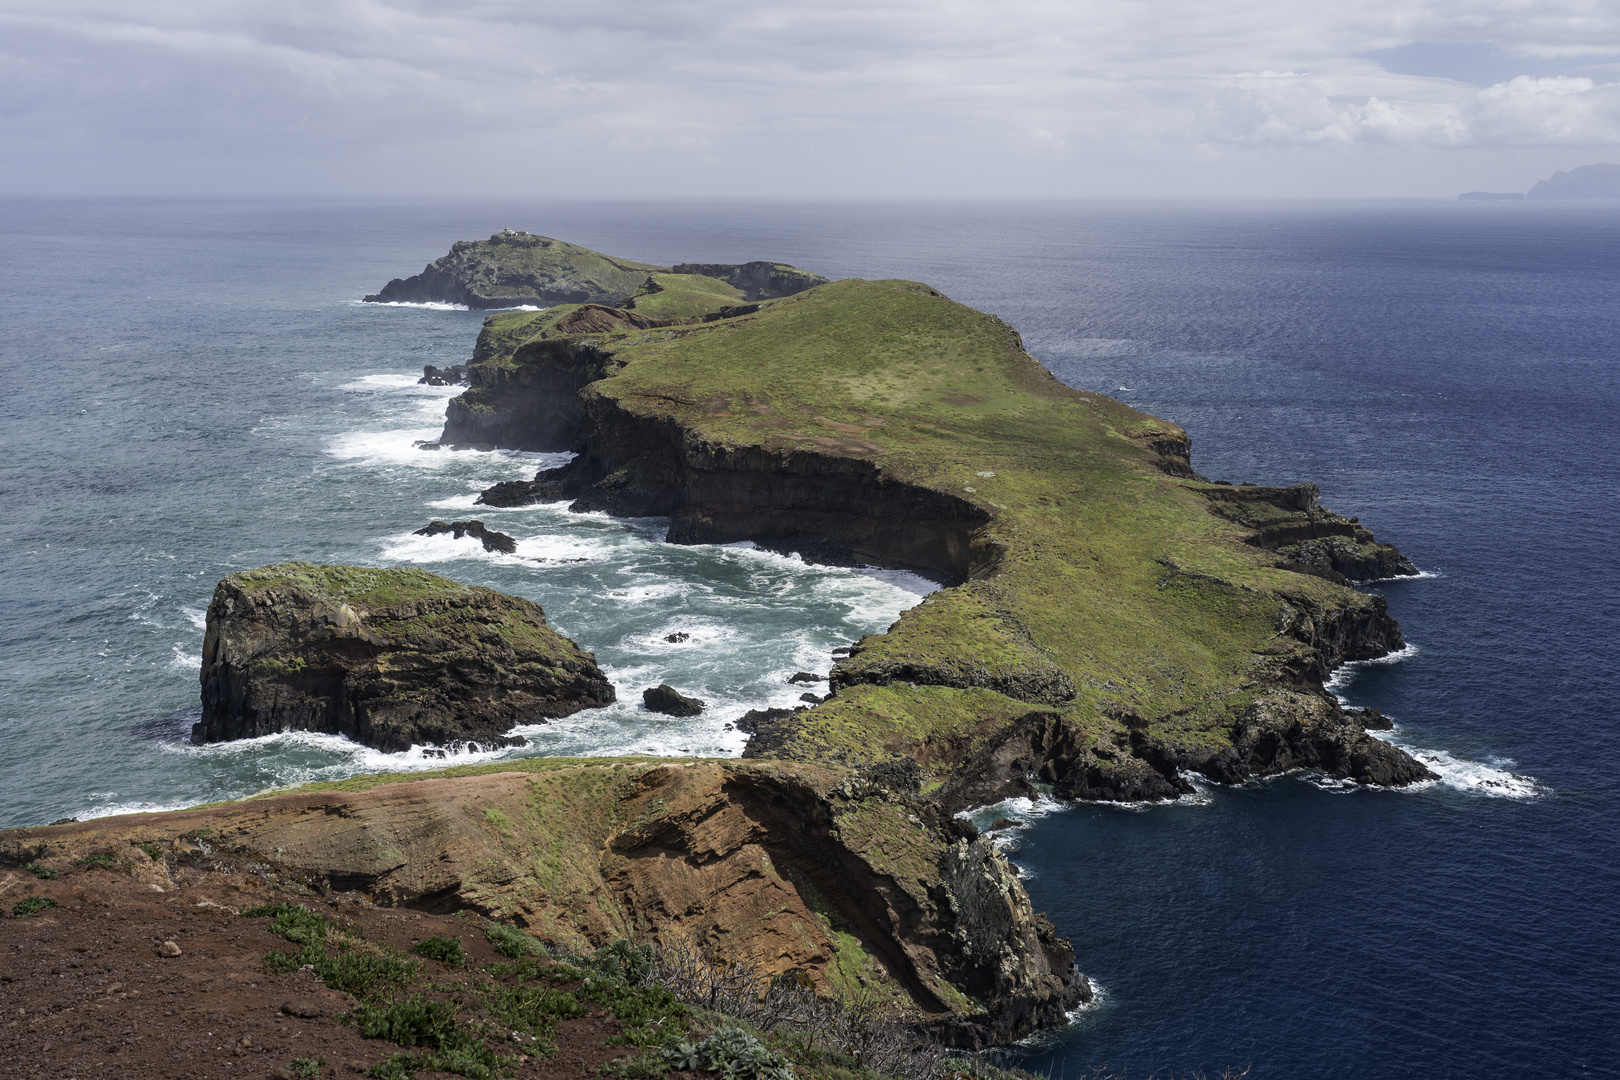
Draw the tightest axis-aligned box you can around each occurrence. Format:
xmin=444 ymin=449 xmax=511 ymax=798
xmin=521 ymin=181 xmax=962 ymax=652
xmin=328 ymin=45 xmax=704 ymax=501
xmin=1 ymin=197 xmax=1616 ymax=1077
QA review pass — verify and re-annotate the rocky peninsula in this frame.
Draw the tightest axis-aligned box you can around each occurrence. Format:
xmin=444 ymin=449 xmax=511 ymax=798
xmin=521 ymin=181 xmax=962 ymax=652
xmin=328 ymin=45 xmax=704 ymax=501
xmin=454 ymin=267 xmax=1431 ymax=803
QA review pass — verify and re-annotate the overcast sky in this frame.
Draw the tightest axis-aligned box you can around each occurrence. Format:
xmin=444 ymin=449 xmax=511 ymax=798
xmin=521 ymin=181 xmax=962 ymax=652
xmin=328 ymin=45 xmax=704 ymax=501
xmin=2 ymin=0 xmax=1618 ymax=197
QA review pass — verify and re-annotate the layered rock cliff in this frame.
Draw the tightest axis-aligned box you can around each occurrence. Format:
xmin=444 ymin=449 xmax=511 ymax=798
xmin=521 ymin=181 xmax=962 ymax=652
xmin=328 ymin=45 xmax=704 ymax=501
xmin=0 ymin=758 xmax=1089 ymax=1047
xmin=193 ymin=563 xmax=615 ymax=752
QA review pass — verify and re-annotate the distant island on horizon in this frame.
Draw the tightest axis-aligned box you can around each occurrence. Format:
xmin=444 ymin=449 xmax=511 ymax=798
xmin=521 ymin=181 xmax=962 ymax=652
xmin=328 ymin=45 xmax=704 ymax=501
xmin=1461 ymin=162 xmax=1620 ymax=201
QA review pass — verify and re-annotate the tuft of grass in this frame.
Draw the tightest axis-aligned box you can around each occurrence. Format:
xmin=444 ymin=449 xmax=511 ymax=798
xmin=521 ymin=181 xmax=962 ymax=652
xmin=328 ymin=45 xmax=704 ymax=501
xmin=246 ymin=902 xmax=422 ymax=998
xmin=479 ymin=982 xmax=584 ymax=1043
xmin=412 ymin=936 xmax=467 ymax=967
xmin=21 ymin=862 xmax=57 ymax=880
xmin=75 ymin=854 xmax=116 ymax=870
xmin=11 ymin=895 xmax=57 ymax=918
xmin=140 ymin=842 xmax=164 ymax=861
xmin=348 ymin=997 xmax=516 ymax=1080
xmin=349 ymin=997 xmax=458 ymax=1047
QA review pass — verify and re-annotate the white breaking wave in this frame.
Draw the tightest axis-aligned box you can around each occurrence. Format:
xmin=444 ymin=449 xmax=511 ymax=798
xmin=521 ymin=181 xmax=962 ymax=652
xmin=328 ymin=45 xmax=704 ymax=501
xmin=426 ymin=493 xmax=484 ymax=510
xmin=353 ymin=300 xmax=470 ymax=311
xmin=1384 ymin=738 xmax=1543 ymax=799
xmin=1325 ymin=643 xmax=1418 ymax=693
xmin=960 ymin=792 xmax=1068 ymax=833
xmin=1326 ymin=645 xmax=1543 ymax=798
xmin=172 ymin=727 xmax=522 ymax=775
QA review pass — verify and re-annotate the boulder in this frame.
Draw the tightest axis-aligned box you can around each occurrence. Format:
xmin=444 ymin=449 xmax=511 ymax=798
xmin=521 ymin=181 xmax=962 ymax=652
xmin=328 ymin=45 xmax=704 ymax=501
xmin=642 ymin=684 xmax=705 ymax=716
xmin=192 ymin=563 xmax=615 ymax=751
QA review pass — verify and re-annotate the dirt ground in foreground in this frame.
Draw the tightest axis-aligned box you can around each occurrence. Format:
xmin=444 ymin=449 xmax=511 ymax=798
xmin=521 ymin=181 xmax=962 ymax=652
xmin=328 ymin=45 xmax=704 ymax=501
xmin=0 ymin=866 xmax=645 ymax=1080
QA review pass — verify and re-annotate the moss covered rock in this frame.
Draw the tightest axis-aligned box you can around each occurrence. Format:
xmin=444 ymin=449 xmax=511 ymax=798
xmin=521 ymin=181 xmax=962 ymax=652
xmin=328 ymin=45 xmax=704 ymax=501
xmin=192 ymin=563 xmax=614 ymax=751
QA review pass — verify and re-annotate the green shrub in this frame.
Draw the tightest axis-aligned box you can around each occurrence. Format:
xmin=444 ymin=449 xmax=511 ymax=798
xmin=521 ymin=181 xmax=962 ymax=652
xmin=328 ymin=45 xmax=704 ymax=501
xmin=480 ymin=983 xmax=585 ymax=1040
xmin=75 ymin=854 xmax=116 ymax=870
xmin=140 ymin=842 xmax=164 ymax=861
xmin=661 ymin=1026 xmax=794 ymax=1080
xmin=316 ymin=951 xmax=423 ymax=999
xmin=365 ymin=1045 xmax=512 ymax=1080
xmin=286 ymin=1057 xmax=325 ymax=1079
xmin=349 ymin=997 xmax=458 ymax=1047
xmin=248 ymin=902 xmax=420 ymax=997
xmin=21 ymin=862 xmax=57 ymax=880
xmin=484 ymin=923 xmax=545 ymax=959
xmin=11 ymin=896 xmax=58 ymax=918
xmin=597 ymin=1052 xmax=668 ymax=1078
xmin=350 ymin=998 xmax=516 ymax=1080
xmin=413 ymin=936 xmax=467 ymax=967
xmin=587 ymin=939 xmax=655 ymax=986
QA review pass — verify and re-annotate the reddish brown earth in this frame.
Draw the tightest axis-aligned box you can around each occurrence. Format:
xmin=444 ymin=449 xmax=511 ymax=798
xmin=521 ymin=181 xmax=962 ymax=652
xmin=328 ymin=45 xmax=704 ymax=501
xmin=0 ymin=867 xmax=649 ymax=1080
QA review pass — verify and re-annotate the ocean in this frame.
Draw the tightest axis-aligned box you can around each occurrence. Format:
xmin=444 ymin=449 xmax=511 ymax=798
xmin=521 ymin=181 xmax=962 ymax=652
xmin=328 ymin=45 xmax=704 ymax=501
xmin=1 ymin=197 xmax=1615 ymax=1077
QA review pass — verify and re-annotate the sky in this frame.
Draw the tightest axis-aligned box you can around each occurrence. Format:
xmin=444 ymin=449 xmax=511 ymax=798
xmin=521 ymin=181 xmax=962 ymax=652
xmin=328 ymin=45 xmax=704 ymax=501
xmin=2 ymin=0 xmax=1618 ymax=197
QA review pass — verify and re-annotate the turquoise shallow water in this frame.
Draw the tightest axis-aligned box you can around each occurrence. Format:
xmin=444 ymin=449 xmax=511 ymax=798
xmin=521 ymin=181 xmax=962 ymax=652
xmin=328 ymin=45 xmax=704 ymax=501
xmin=2 ymin=197 xmax=1616 ymax=1077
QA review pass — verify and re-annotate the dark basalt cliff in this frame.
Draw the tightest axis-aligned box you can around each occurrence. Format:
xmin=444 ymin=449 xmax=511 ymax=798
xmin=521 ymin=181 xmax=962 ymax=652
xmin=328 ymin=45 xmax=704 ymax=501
xmin=192 ymin=562 xmax=614 ymax=752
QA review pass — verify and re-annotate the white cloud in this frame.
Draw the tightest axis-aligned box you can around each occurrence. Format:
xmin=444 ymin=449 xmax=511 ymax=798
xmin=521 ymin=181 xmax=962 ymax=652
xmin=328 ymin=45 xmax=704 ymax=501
xmin=1205 ymin=73 xmax=1620 ymax=147
xmin=0 ymin=0 xmax=1617 ymax=194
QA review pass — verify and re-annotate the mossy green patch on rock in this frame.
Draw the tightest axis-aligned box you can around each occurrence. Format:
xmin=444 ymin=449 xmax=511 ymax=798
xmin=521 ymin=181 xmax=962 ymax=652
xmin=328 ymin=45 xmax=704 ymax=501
xmin=193 ymin=562 xmax=615 ymax=752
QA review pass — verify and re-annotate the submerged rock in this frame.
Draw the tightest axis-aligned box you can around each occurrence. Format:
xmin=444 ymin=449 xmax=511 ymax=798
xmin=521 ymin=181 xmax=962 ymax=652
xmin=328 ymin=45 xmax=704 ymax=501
xmin=413 ymin=519 xmax=517 ymax=554
xmin=192 ymin=562 xmax=615 ymax=751
xmin=643 ymin=684 xmax=705 ymax=716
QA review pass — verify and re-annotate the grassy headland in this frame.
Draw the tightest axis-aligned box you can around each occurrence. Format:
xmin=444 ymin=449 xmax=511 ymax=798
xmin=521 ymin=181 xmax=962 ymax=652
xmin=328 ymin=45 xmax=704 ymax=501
xmin=467 ymin=275 xmax=1426 ymax=798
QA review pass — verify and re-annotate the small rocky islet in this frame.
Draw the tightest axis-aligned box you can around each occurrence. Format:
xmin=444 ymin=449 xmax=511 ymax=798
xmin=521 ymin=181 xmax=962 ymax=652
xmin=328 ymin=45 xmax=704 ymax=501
xmin=3 ymin=229 xmax=1434 ymax=1056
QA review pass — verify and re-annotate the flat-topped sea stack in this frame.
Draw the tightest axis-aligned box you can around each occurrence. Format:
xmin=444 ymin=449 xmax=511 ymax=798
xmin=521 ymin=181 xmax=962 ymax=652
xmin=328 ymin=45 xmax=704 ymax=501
xmin=192 ymin=563 xmax=615 ymax=751
xmin=454 ymin=263 xmax=1433 ymax=799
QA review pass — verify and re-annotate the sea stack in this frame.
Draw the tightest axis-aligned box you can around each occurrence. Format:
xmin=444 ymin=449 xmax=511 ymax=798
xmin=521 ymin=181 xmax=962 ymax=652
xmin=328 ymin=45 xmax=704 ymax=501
xmin=192 ymin=562 xmax=615 ymax=751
